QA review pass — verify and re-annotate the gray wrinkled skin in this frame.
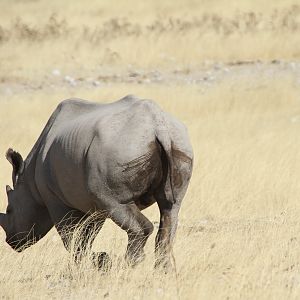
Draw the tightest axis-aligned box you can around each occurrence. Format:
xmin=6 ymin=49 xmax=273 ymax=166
xmin=0 ymin=95 xmax=193 ymax=269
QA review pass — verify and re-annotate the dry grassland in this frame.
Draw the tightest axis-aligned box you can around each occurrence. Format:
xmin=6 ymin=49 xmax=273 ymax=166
xmin=1 ymin=1 xmax=300 ymax=299
xmin=1 ymin=0 xmax=300 ymax=80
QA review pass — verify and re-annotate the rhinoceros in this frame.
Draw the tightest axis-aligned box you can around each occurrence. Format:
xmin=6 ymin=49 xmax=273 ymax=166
xmin=0 ymin=95 xmax=193 ymax=269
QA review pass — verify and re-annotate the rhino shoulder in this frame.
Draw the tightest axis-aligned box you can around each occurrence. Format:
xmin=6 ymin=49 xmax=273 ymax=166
xmin=55 ymin=98 xmax=100 ymax=117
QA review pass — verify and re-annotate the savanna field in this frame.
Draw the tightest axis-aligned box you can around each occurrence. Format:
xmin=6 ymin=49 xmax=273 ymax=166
xmin=1 ymin=0 xmax=300 ymax=299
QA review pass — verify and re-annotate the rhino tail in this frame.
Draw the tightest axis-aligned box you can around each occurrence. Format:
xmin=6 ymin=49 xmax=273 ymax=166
xmin=155 ymin=129 xmax=177 ymax=205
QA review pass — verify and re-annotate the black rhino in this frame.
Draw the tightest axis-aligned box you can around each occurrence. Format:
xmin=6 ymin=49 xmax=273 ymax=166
xmin=0 ymin=95 xmax=193 ymax=269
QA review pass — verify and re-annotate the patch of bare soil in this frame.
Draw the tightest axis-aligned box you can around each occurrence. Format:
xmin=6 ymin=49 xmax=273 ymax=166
xmin=1 ymin=60 xmax=299 ymax=97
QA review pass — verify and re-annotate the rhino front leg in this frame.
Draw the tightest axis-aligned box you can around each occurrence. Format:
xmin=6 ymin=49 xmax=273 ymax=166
xmin=46 ymin=201 xmax=109 ymax=269
xmin=62 ymin=211 xmax=108 ymax=268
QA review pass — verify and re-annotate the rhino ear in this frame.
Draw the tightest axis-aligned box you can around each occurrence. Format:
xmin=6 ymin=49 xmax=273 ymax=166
xmin=6 ymin=148 xmax=24 ymax=187
xmin=6 ymin=185 xmax=13 ymax=194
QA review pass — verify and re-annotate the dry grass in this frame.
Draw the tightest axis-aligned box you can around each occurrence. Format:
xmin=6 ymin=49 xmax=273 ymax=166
xmin=1 ymin=0 xmax=300 ymax=299
xmin=1 ymin=77 xmax=300 ymax=299
xmin=1 ymin=0 xmax=300 ymax=81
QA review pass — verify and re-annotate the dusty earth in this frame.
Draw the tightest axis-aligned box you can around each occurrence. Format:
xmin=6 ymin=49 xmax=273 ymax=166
xmin=1 ymin=61 xmax=300 ymax=97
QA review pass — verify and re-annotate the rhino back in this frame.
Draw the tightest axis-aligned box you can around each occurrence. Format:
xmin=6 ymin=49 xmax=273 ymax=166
xmin=33 ymin=96 xmax=158 ymax=211
xmin=28 ymin=96 xmax=191 ymax=213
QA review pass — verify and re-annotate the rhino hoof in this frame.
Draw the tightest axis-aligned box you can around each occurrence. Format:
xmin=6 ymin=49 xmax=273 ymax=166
xmin=92 ymin=252 xmax=112 ymax=272
xmin=154 ymin=257 xmax=173 ymax=273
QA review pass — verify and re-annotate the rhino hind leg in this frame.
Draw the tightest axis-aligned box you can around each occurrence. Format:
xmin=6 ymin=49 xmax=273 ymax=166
xmin=107 ymin=202 xmax=154 ymax=266
xmin=154 ymin=189 xmax=182 ymax=271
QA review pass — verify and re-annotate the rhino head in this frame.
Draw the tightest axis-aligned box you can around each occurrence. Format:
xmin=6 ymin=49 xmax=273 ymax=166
xmin=0 ymin=149 xmax=52 ymax=252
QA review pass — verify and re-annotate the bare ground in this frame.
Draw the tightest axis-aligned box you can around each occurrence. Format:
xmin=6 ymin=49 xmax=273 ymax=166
xmin=1 ymin=60 xmax=299 ymax=97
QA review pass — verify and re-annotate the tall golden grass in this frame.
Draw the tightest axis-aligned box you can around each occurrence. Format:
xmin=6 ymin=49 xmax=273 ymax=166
xmin=1 ymin=0 xmax=300 ymax=81
xmin=1 ymin=77 xmax=300 ymax=299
